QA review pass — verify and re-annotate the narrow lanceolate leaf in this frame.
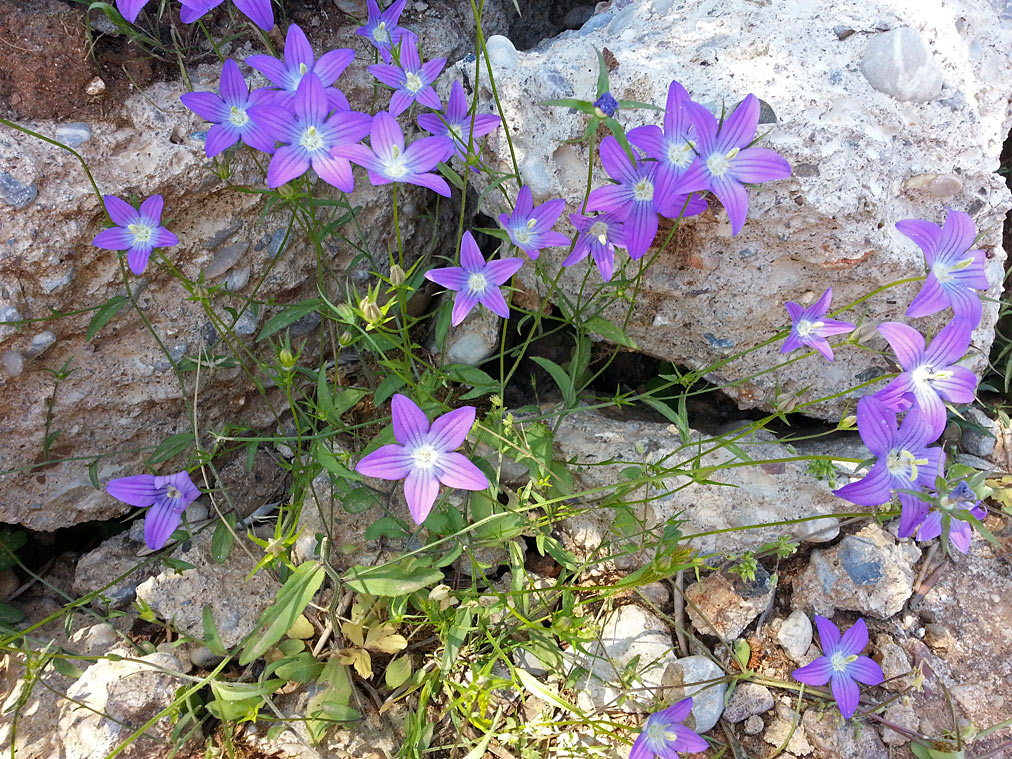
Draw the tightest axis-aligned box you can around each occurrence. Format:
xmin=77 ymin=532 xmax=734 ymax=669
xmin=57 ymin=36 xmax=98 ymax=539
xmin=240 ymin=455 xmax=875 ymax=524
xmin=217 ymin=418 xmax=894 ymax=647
xmin=531 ymin=356 xmax=576 ymax=408
xmin=256 ymin=299 xmax=321 ymax=341
xmin=540 ymin=98 xmax=596 ymax=114
xmin=86 ymin=295 xmax=129 ymax=340
xmin=343 ymin=563 xmax=444 ymax=597
xmin=585 ymin=315 xmax=638 ymax=349
xmin=239 ymin=562 xmax=325 ymax=665
xmin=211 ymin=512 xmax=237 ymax=564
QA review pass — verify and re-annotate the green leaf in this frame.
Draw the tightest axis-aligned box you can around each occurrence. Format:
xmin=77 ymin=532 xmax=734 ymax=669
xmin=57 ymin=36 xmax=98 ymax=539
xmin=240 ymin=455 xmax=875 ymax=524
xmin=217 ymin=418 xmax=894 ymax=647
xmin=211 ymin=513 xmax=237 ymax=564
xmin=440 ymin=606 xmax=473 ymax=673
xmin=239 ymin=563 xmax=325 ymax=666
xmin=274 ymin=652 xmax=324 ymax=683
xmin=515 ymin=667 xmax=583 ymax=714
xmin=595 ymin=47 xmax=610 ymax=98
xmin=0 ymin=602 xmax=24 ymax=625
xmin=86 ymin=295 xmax=128 ymax=341
xmin=208 ymin=679 xmax=283 ymax=721
xmin=313 ymin=441 xmax=361 ymax=481
xmin=88 ymin=460 xmax=100 ymax=490
xmin=202 ymin=606 xmax=227 ymax=657
xmin=603 ymin=116 xmax=636 ymax=163
xmin=437 ymin=161 xmax=464 ymax=190
xmin=733 ymin=638 xmax=751 ymax=671
xmin=51 ymin=657 xmax=85 ymax=679
xmin=364 ymin=516 xmax=409 ymax=540
xmin=257 ymin=299 xmax=321 ymax=342
xmin=616 ymin=99 xmax=664 ymax=111
xmin=384 ymin=656 xmax=412 ymax=689
xmin=330 ymin=387 xmax=369 ymax=419
xmin=531 ymin=356 xmax=576 ymax=408
xmin=147 ymin=433 xmax=193 ymax=465
xmin=343 ymin=563 xmax=444 ymax=597
xmin=342 ymin=487 xmax=376 ymax=514
xmin=585 ymin=315 xmax=638 ymax=348
xmin=161 ymin=558 xmax=195 ymax=573
xmin=374 ymin=374 xmax=406 ymax=406
xmin=540 ymin=98 xmax=596 ymax=114
xmin=306 ymin=659 xmax=360 ymax=743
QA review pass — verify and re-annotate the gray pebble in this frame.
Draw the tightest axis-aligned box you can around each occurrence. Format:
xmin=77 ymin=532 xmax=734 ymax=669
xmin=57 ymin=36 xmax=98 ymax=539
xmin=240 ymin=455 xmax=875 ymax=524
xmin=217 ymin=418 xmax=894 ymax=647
xmin=205 ymin=242 xmax=247 ymax=278
xmin=743 ymin=714 xmax=764 ymax=735
xmin=233 ymin=310 xmax=259 ymax=336
xmin=485 ymin=35 xmax=518 ymax=69
xmin=724 ymin=682 xmax=774 ymax=723
xmin=960 ymin=407 xmax=996 ymax=458
xmin=0 ymin=171 xmax=38 ymax=210
xmin=861 ymin=27 xmax=943 ymax=102
xmin=224 ymin=265 xmax=251 ymax=292
xmin=55 ymin=123 xmax=92 ymax=147
xmin=3 ymin=350 xmax=25 ymax=377
xmin=778 ymin=609 xmax=813 ymax=661
xmin=189 ymin=645 xmax=224 ymax=669
xmin=27 ymin=331 xmax=56 ymax=358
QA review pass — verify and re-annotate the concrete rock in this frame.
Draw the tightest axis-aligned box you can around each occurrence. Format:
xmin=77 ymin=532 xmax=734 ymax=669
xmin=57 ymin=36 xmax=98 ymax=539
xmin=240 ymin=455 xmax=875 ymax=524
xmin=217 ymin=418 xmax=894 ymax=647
xmin=660 ymin=655 xmax=726 ymax=732
xmin=685 ymin=566 xmax=773 ymax=641
xmin=879 ymin=703 xmax=919 ymax=746
xmin=440 ymin=304 xmax=501 ymax=366
xmin=875 ymin=634 xmax=913 ymax=692
xmin=802 ymin=708 xmax=888 ymax=759
xmin=861 ymin=27 xmax=944 ymax=102
xmin=473 ymin=0 xmax=1011 ymax=420
xmin=777 ymin=610 xmax=814 ymax=662
xmin=73 ymin=531 xmax=160 ymax=607
xmin=959 ymin=406 xmax=997 ymax=458
xmin=792 ymin=523 xmax=916 ymax=619
xmin=724 ymin=682 xmax=774 ymax=723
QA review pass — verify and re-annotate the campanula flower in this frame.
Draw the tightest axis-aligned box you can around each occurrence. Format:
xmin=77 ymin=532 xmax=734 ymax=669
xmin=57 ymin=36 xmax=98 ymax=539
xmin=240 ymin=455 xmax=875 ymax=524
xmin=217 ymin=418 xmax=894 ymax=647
xmin=563 ymin=212 xmax=626 ymax=282
xmin=630 ymin=697 xmax=708 ymax=759
xmin=424 ymin=230 xmax=524 ymax=325
xmin=116 ymin=0 xmax=150 ymax=23
xmin=250 ymin=72 xmax=372 ymax=191
xmin=780 ymin=288 xmax=855 ymax=361
xmin=179 ymin=0 xmax=273 ymax=31
xmin=834 ymin=395 xmax=944 ymax=537
xmin=246 ymin=24 xmax=355 ymax=112
xmin=356 ymin=0 xmax=412 ymax=63
xmin=416 ymin=80 xmax=501 ymax=161
xmin=874 ymin=319 xmax=978 ymax=439
xmin=334 ymin=111 xmax=455 ymax=196
xmin=897 ymin=210 xmax=989 ymax=329
xmin=106 ymin=471 xmax=201 ymax=550
xmin=498 ymin=185 xmax=569 ymax=259
xmin=180 ymin=59 xmax=282 ymax=157
xmin=689 ymin=94 xmax=792 ymax=236
xmin=910 ymin=480 xmax=987 ymax=554
xmin=369 ymin=35 xmax=444 ymax=116
xmin=586 ymin=136 xmax=707 ymax=258
xmin=355 ymin=394 xmax=489 ymax=524
xmin=628 ymin=80 xmax=711 ymax=208
xmin=92 ymin=194 xmax=180 ymax=275
xmin=792 ymin=616 xmax=883 ymax=719
xmin=593 ymin=91 xmax=619 ymax=118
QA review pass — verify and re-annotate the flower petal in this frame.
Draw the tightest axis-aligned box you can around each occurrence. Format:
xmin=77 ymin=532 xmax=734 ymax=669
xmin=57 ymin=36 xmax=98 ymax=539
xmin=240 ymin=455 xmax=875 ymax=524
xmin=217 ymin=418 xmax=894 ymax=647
xmin=403 ymin=136 xmax=455 ymax=173
xmin=425 ymin=265 xmax=468 ymax=291
xmin=896 ymin=218 xmax=942 ymax=258
xmin=710 ymin=174 xmax=749 ymax=236
xmin=356 ymin=443 xmax=413 ymax=480
xmin=924 ymin=318 xmax=973 ymax=368
xmin=905 ymin=273 xmax=949 ymax=319
xmin=103 ymin=194 xmax=139 ymax=226
xmin=312 ymin=152 xmax=355 ymax=192
xmin=855 ymin=395 xmax=897 ymax=458
xmin=127 ymin=246 xmax=152 ymax=275
xmin=391 ymin=394 xmax=430 ymax=446
xmin=407 ymin=172 xmax=451 ymax=197
xmin=729 ymin=146 xmax=791 ymax=183
xmin=369 ymin=63 xmax=405 ymax=89
xmin=206 ymin=123 xmax=239 ymax=157
xmin=833 ymin=461 xmax=893 ymax=506
xmin=106 ymin=474 xmax=161 ymax=507
xmin=180 ymin=91 xmax=229 ymax=123
xmin=814 ymin=614 xmax=841 ymax=650
xmin=267 ymin=145 xmax=310 ymax=187
xmin=485 ymin=257 xmax=524 ymax=285
xmin=143 ymin=499 xmax=184 ymax=550
xmin=246 ymin=55 xmax=289 ymax=89
xmin=838 ymin=618 xmax=869 ymax=657
xmin=403 ymin=469 xmax=440 ymax=524
xmin=428 ymin=405 xmax=476 ymax=452
xmin=315 ymin=49 xmax=356 ymax=87
xmin=436 ymin=451 xmax=489 ymax=490
xmin=831 ymin=673 xmax=861 ymax=719
xmin=479 ymin=286 xmax=510 ymax=319
xmin=451 ymin=291 xmax=480 ymax=325
xmin=458 ymin=230 xmax=484 ymax=270
xmin=849 ymin=656 xmax=884 ymax=686
xmin=598 ymin=136 xmax=636 ymax=184
xmin=92 ymin=227 xmax=134 ymax=251
xmin=284 ymin=24 xmax=314 ymax=69
xmin=294 ymin=72 xmax=328 ymax=126
xmin=878 ymin=322 xmax=925 ymax=371
xmin=232 ymin=0 xmax=273 ymax=29
xmin=793 ymin=656 xmax=833 ymax=686
xmin=717 ymin=94 xmax=759 ymax=151
xmin=219 ymin=58 xmax=248 ymax=105
xmin=623 ymin=200 xmax=658 ymax=258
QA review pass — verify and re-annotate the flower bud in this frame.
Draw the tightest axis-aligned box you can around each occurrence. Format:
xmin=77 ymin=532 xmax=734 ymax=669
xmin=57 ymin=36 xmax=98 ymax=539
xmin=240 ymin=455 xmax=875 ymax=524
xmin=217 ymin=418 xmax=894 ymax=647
xmin=338 ymin=331 xmax=355 ymax=347
xmin=279 ymin=348 xmax=296 ymax=369
xmin=359 ymin=298 xmax=383 ymax=325
xmin=389 ymin=264 xmax=406 ymax=287
xmin=278 ymin=183 xmax=297 ymax=200
xmin=335 ymin=302 xmax=356 ymax=324
xmin=838 ymin=414 xmax=857 ymax=430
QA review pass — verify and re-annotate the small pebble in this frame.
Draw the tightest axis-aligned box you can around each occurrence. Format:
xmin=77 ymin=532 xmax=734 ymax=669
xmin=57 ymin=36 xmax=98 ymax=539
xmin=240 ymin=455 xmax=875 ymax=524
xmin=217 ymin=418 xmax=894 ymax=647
xmin=189 ymin=645 xmax=224 ymax=669
xmin=778 ymin=610 xmax=813 ymax=661
xmin=1 ymin=350 xmax=23 ymax=377
xmin=860 ymin=27 xmax=943 ymax=102
xmin=485 ymin=35 xmax=518 ymax=69
xmin=27 ymin=331 xmax=56 ymax=358
xmin=743 ymin=714 xmax=764 ymax=735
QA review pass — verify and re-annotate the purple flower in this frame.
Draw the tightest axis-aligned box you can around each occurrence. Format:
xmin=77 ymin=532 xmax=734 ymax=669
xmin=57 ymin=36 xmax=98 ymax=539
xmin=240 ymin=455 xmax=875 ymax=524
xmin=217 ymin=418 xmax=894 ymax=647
xmin=689 ymin=94 xmax=792 ymax=236
xmin=368 ymin=35 xmax=444 ymax=116
xmin=498 ymin=186 xmax=569 ymax=260
xmin=179 ymin=0 xmax=273 ymax=31
xmin=792 ymin=616 xmax=883 ymax=719
xmin=914 ymin=481 xmax=987 ymax=554
xmin=334 ymin=111 xmax=455 ymax=196
xmin=628 ymin=80 xmax=712 ymax=209
xmin=250 ymin=72 xmax=372 ymax=191
xmin=106 ymin=471 xmax=201 ymax=550
xmin=587 ymin=136 xmax=708 ymax=259
xmin=355 ymin=394 xmax=489 ymax=524
xmin=897 ymin=210 xmax=989 ymax=329
xmin=593 ymin=91 xmax=619 ymax=118
xmin=116 ymin=0 xmax=150 ymax=23
xmin=833 ymin=395 xmax=944 ymax=536
xmin=630 ymin=697 xmax=708 ymax=759
xmin=563 ymin=212 xmax=626 ymax=282
xmin=92 ymin=194 xmax=180 ymax=275
xmin=874 ymin=319 xmax=978 ymax=439
xmin=416 ymin=80 xmax=501 ymax=161
xmin=180 ymin=59 xmax=282 ymax=157
xmin=356 ymin=0 xmax=411 ymax=64
xmin=246 ymin=24 xmax=355 ymax=112
xmin=424 ymin=230 xmax=524 ymax=325
xmin=780 ymin=288 xmax=855 ymax=361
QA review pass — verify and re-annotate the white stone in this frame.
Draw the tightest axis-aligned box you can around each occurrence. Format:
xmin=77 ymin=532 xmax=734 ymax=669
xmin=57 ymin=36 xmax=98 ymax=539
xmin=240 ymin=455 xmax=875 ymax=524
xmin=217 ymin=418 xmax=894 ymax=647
xmin=861 ymin=27 xmax=944 ymax=102
xmin=778 ymin=610 xmax=814 ymax=662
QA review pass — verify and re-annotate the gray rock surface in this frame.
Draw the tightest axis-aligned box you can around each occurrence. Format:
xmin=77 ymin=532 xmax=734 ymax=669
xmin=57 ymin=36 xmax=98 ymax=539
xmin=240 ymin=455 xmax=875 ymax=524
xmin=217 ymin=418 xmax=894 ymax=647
xmin=802 ymin=708 xmax=888 ymax=759
xmin=723 ymin=682 xmax=774 ymax=723
xmin=473 ymin=0 xmax=1011 ymax=419
xmin=777 ymin=610 xmax=814 ymax=662
xmin=860 ymin=27 xmax=944 ymax=101
xmin=960 ymin=406 xmax=997 ymax=458
xmin=685 ymin=567 xmax=773 ymax=641
xmin=660 ymin=655 xmax=726 ymax=732
xmin=440 ymin=305 xmax=502 ymax=366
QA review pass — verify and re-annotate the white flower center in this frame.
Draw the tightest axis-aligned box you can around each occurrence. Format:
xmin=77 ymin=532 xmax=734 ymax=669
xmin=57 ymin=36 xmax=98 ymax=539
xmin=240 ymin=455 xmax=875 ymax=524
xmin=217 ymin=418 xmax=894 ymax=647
xmin=166 ymin=485 xmax=181 ymax=500
xmin=645 ymin=719 xmax=679 ymax=746
xmin=383 ymin=145 xmax=408 ymax=178
xmin=411 ymin=443 xmax=439 ymax=471
xmin=911 ymin=364 xmax=953 ymax=387
xmin=373 ymin=21 xmax=389 ymax=43
xmin=228 ymin=105 xmax=249 ymax=128
xmin=795 ymin=318 xmax=823 ymax=338
xmin=405 ymin=72 xmax=424 ymax=93
xmin=667 ymin=140 xmax=693 ymax=168
xmin=448 ymin=123 xmax=464 ymax=143
xmin=830 ymin=652 xmax=849 ymax=672
xmin=300 ymin=125 xmax=325 ymax=153
xmin=706 ymin=147 xmax=739 ymax=177
xmin=886 ymin=448 xmax=928 ymax=480
xmin=466 ymin=271 xmax=489 ymax=295
xmin=128 ymin=223 xmax=153 ymax=245
xmin=633 ymin=178 xmax=654 ymax=202
xmin=589 ymin=221 xmax=609 ymax=245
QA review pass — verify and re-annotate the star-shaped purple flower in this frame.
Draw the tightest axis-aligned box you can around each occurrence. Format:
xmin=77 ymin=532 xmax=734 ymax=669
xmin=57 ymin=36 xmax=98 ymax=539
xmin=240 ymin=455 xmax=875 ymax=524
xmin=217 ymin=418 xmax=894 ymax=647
xmin=356 ymin=0 xmax=411 ymax=64
xmin=368 ymin=35 xmax=444 ymax=116
xmin=833 ymin=395 xmax=944 ymax=537
xmin=587 ymin=136 xmax=708 ymax=259
xmin=416 ymin=80 xmax=501 ymax=161
xmin=874 ymin=319 xmax=978 ymax=439
xmin=425 ymin=230 xmax=524 ymax=326
xmin=92 ymin=194 xmax=180 ymax=275
xmin=914 ymin=480 xmax=987 ymax=554
xmin=250 ymin=72 xmax=372 ymax=191
xmin=106 ymin=470 xmax=201 ymax=550
xmin=780 ymin=288 xmax=855 ymax=361
xmin=116 ymin=0 xmax=150 ymax=23
xmin=630 ymin=697 xmax=708 ymax=759
xmin=180 ymin=59 xmax=282 ymax=157
xmin=246 ymin=24 xmax=355 ymax=112
xmin=179 ymin=0 xmax=273 ymax=31
xmin=355 ymin=394 xmax=489 ymax=524
xmin=334 ymin=110 xmax=455 ymax=196
xmin=689 ymin=94 xmax=792 ymax=236
xmin=792 ymin=616 xmax=883 ymax=719
xmin=563 ymin=212 xmax=626 ymax=282
xmin=897 ymin=210 xmax=989 ymax=329
xmin=498 ymin=185 xmax=569 ymax=260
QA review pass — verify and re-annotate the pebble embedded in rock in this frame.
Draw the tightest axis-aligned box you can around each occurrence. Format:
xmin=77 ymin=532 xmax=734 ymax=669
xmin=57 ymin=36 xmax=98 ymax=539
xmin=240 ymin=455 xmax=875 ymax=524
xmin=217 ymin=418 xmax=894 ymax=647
xmin=55 ymin=123 xmax=92 ymax=147
xmin=723 ymin=682 xmax=774 ymax=723
xmin=189 ymin=644 xmax=224 ymax=669
xmin=880 ymin=703 xmax=919 ymax=746
xmin=27 ymin=331 xmax=56 ymax=358
xmin=778 ymin=609 xmax=813 ymax=661
xmin=860 ymin=27 xmax=944 ymax=102
xmin=485 ymin=35 xmax=518 ymax=69
xmin=960 ymin=407 xmax=996 ymax=458
xmin=1 ymin=350 xmax=23 ymax=377
xmin=441 ymin=305 xmax=501 ymax=366
xmin=875 ymin=635 xmax=912 ymax=692
xmin=0 ymin=171 xmax=38 ymax=210
xmin=743 ymin=714 xmax=764 ymax=735
xmin=660 ymin=655 xmax=726 ymax=732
